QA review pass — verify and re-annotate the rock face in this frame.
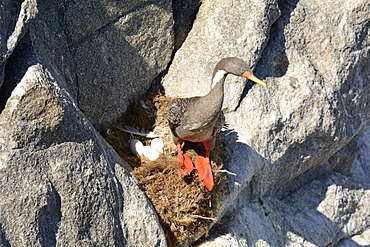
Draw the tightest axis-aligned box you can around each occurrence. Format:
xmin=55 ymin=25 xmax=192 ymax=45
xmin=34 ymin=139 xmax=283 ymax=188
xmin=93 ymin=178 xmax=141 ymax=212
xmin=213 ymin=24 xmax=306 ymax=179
xmin=163 ymin=0 xmax=281 ymax=113
xmin=0 ymin=0 xmax=369 ymax=246
xmin=0 ymin=0 xmax=173 ymax=245
xmin=200 ymin=128 xmax=370 ymax=247
xmin=163 ymin=0 xmax=370 ymax=245
xmin=0 ymin=64 xmax=166 ymax=246
xmin=28 ymin=0 xmax=174 ymax=127
xmin=231 ymin=0 xmax=370 ymax=197
xmin=0 ymin=0 xmax=38 ymax=89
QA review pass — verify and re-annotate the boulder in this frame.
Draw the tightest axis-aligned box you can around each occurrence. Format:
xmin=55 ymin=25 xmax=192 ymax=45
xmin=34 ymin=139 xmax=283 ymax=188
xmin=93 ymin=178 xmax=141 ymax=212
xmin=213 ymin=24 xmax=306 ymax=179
xmin=225 ymin=0 xmax=370 ymax=196
xmin=0 ymin=0 xmax=369 ymax=245
xmin=172 ymin=0 xmax=201 ymax=49
xmin=28 ymin=0 xmax=174 ymax=127
xmin=0 ymin=64 xmax=166 ymax=246
xmin=163 ymin=0 xmax=281 ymax=112
xmin=200 ymin=127 xmax=370 ymax=246
xmin=0 ymin=0 xmax=38 ymax=89
xmin=200 ymin=164 xmax=370 ymax=246
xmin=163 ymin=0 xmax=370 ymax=245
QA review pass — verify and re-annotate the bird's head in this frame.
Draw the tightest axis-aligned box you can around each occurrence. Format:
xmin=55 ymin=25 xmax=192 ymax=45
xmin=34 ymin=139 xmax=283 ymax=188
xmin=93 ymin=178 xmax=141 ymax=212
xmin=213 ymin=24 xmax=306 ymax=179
xmin=215 ymin=57 xmax=268 ymax=88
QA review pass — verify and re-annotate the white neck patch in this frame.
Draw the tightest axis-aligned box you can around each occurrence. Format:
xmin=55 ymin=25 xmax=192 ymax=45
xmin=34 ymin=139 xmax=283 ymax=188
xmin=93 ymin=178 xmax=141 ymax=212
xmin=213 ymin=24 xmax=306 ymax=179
xmin=211 ymin=70 xmax=227 ymax=88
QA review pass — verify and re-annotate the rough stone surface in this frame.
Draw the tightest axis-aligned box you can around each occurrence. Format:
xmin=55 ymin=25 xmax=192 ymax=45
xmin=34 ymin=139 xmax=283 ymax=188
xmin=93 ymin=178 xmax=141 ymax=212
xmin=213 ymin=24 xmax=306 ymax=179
xmin=336 ymin=228 xmax=370 ymax=247
xmin=225 ymin=0 xmax=370 ymax=196
xmin=27 ymin=0 xmax=174 ymax=127
xmin=199 ymin=127 xmax=370 ymax=246
xmin=0 ymin=0 xmax=174 ymax=245
xmin=0 ymin=0 xmax=369 ymax=246
xmin=200 ymin=170 xmax=370 ymax=246
xmin=163 ymin=0 xmax=281 ymax=113
xmin=0 ymin=31 xmax=38 ymax=113
xmin=1 ymin=0 xmax=174 ymax=127
xmin=0 ymin=64 xmax=166 ymax=246
xmin=164 ymin=0 xmax=370 ymax=245
xmin=0 ymin=0 xmax=37 ymax=89
xmin=172 ymin=0 xmax=200 ymax=49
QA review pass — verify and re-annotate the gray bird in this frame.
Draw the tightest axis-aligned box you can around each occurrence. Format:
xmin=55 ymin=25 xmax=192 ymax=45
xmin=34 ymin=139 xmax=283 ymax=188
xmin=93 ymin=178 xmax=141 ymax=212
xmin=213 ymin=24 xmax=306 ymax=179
xmin=168 ymin=57 xmax=267 ymax=191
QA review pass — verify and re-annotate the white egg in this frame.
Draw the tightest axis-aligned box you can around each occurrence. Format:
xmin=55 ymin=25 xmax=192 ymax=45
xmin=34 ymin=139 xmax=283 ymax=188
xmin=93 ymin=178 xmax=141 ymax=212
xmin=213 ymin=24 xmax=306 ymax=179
xmin=130 ymin=139 xmax=144 ymax=156
xmin=142 ymin=146 xmax=160 ymax=161
xmin=151 ymin=138 xmax=164 ymax=154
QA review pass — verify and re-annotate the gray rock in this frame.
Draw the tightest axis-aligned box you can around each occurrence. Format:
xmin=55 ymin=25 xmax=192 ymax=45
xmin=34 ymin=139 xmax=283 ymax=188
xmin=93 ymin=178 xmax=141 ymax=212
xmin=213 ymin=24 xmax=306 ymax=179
xmin=0 ymin=31 xmax=38 ymax=113
xmin=172 ymin=0 xmax=200 ymax=49
xmin=163 ymin=0 xmax=280 ymax=112
xmin=0 ymin=64 xmax=166 ymax=246
xmin=331 ymin=139 xmax=360 ymax=175
xmin=336 ymin=228 xmax=370 ymax=247
xmin=1 ymin=0 xmax=175 ymax=127
xmin=163 ymin=0 xmax=370 ymax=244
xmin=72 ymin=3 xmax=174 ymax=127
xmin=200 ymin=124 xmax=370 ymax=246
xmin=350 ymin=126 xmax=370 ymax=186
xmin=28 ymin=0 xmax=174 ymax=127
xmin=226 ymin=0 xmax=370 ymax=196
xmin=0 ymin=0 xmax=38 ymax=89
xmin=0 ymin=0 xmax=369 ymax=245
xmin=62 ymin=0 xmax=147 ymax=45
xmin=199 ymin=171 xmax=370 ymax=246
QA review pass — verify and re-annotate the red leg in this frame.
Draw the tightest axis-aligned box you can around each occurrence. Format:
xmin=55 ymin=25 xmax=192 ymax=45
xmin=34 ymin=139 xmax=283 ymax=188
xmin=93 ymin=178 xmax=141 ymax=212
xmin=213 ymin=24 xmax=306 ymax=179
xmin=195 ymin=147 xmax=214 ymax=191
xmin=177 ymin=143 xmax=194 ymax=177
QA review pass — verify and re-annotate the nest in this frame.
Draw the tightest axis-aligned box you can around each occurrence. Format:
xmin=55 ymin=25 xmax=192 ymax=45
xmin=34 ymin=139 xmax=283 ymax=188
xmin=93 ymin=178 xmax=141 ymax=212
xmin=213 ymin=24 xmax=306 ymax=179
xmin=100 ymin=92 xmax=229 ymax=246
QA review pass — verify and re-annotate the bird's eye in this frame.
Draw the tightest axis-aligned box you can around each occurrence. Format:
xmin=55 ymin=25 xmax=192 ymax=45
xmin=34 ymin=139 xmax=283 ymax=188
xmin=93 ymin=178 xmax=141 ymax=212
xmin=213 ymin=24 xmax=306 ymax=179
xmin=240 ymin=69 xmax=246 ymax=73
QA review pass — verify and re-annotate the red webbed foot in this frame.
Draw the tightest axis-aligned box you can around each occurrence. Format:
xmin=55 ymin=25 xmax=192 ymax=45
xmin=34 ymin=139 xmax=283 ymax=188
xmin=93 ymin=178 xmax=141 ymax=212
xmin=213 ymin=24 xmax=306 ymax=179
xmin=178 ymin=152 xmax=194 ymax=177
xmin=195 ymin=156 xmax=214 ymax=191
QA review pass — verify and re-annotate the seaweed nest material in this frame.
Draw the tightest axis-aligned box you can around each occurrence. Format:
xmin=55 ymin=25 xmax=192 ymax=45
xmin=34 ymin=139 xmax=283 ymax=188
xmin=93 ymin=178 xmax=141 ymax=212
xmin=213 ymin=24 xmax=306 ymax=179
xmin=100 ymin=92 xmax=229 ymax=246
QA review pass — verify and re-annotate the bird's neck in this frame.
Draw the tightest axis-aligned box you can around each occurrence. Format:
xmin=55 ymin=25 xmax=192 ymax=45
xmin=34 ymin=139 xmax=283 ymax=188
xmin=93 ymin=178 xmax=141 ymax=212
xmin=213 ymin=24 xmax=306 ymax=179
xmin=211 ymin=69 xmax=227 ymax=89
xmin=205 ymin=69 xmax=227 ymax=106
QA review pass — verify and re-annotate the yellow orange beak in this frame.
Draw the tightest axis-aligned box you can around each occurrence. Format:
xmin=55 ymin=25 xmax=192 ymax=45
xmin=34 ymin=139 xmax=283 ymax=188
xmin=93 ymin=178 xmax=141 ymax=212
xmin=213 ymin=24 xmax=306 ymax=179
xmin=242 ymin=71 xmax=268 ymax=88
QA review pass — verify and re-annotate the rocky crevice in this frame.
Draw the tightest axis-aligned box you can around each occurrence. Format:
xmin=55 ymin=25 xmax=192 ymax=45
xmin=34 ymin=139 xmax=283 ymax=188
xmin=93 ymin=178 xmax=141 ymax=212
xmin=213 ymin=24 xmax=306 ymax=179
xmin=0 ymin=0 xmax=369 ymax=246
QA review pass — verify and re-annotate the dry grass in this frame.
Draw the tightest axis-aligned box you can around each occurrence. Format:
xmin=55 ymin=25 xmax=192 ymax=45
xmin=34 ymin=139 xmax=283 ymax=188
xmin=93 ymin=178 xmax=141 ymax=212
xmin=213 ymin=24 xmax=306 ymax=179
xmin=100 ymin=92 xmax=228 ymax=246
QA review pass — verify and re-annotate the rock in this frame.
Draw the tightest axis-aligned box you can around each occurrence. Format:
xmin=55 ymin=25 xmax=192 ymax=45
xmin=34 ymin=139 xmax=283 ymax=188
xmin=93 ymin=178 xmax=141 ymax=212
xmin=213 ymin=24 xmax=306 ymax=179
xmin=0 ymin=31 xmax=38 ymax=112
xmin=200 ymin=124 xmax=370 ymax=246
xmin=351 ymin=127 xmax=370 ymax=186
xmin=330 ymin=139 xmax=360 ymax=175
xmin=336 ymin=228 xmax=370 ymax=247
xmin=163 ymin=0 xmax=370 ymax=245
xmin=1 ymin=0 xmax=175 ymax=127
xmin=28 ymin=0 xmax=174 ymax=127
xmin=0 ymin=0 xmax=369 ymax=245
xmin=199 ymin=121 xmax=370 ymax=247
xmin=0 ymin=64 xmax=166 ymax=246
xmin=0 ymin=0 xmax=38 ymax=89
xmin=199 ymin=171 xmax=370 ymax=246
xmin=163 ymin=0 xmax=280 ymax=112
xmin=172 ymin=0 xmax=200 ymax=49
xmin=227 ymin=0 xmax=370 ymax=196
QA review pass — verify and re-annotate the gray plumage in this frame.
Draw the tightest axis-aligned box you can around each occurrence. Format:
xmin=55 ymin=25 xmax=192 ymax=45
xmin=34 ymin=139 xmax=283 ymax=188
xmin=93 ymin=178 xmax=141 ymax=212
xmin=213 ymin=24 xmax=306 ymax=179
xmin=168 ymin=57 xmax=253 ymax=149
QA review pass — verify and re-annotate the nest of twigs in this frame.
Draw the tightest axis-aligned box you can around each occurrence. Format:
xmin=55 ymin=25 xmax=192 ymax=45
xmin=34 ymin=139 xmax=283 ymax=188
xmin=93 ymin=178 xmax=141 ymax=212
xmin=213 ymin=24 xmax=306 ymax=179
xmin=100 ymin=92 xmax=229 ymax=246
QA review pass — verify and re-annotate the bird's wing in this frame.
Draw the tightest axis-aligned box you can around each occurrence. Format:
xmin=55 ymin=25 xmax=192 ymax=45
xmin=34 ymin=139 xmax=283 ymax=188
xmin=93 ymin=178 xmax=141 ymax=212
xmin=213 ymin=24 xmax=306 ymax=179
xmin=183 ymin=109 xmax=220 ymax=133
xmin=212 ymin=110 xmax=225 ymax=136
xmin=168 ymin=98 xmax=188 ymax=125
